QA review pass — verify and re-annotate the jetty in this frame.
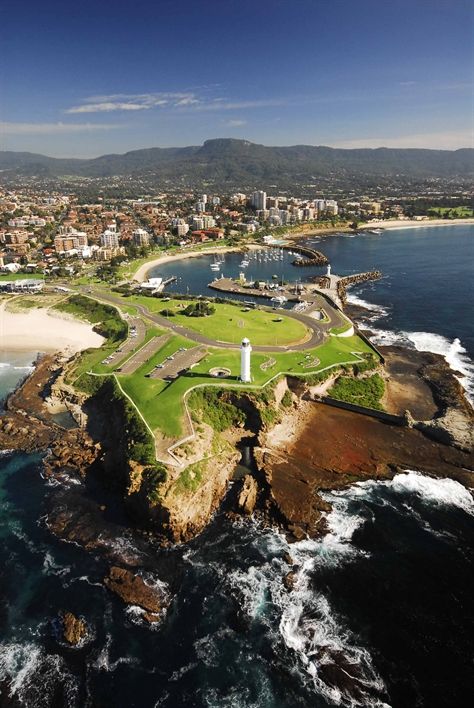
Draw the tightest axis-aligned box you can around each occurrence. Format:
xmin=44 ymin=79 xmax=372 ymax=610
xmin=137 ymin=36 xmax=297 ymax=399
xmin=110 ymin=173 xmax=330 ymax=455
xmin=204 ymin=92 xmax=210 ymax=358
xmin=209 ymin=270 xmax=382 ymax=310
xmin=269 ymin=243 xmax=328 ymax=266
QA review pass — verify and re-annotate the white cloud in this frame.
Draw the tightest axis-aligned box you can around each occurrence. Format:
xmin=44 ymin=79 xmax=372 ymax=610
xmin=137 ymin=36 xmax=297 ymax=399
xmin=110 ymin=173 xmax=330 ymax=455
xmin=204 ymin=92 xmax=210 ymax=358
xmin=0 ymin=121 xmax=120 ymax=135
xmin=65 ymin=92 xmax=198 ymax=114
xmin=330 ymin=129 xmax=473 ymax=150
xmin=224 ymin=119 xmax=247 ymax=127
xmin=67 ymin=102 xmax=150 ymax=113
xmin=65 ymin=92 xmax=288 ymax=114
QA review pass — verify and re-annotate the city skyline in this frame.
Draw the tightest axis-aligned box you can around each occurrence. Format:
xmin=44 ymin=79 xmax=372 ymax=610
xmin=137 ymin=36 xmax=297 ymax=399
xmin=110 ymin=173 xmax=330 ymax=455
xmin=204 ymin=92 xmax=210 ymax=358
xmin=1 ymin=0 xmax=473 ymax=157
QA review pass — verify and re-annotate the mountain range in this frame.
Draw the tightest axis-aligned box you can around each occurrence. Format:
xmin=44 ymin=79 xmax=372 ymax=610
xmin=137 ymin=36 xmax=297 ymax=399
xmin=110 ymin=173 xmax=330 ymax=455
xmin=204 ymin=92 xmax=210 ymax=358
xmin=1 ymin=139 xmax=472 ymax=187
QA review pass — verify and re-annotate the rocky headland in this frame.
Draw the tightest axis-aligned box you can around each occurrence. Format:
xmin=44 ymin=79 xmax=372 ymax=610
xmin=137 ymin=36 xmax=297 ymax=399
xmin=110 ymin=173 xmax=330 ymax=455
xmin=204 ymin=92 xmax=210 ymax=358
xmin=1 ymin=325 xmax=473 ymax=553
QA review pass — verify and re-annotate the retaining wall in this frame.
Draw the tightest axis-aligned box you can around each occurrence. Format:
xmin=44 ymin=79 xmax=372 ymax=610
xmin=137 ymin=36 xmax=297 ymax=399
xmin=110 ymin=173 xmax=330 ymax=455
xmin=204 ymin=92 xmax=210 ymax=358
xmin=320 ymin=396 xmax=405 ymax=425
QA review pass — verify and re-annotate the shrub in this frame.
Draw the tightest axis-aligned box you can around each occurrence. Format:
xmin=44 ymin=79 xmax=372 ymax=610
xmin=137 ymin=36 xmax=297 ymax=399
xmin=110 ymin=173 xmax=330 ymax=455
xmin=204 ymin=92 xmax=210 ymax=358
xmin=281 ymin=390 xmax=293 ymax=408
xmin=142 ymin=465 xmax=168 ymax=505
xmin=329 ymin=373 xmax=385 ymax=410
xmin=188 ymin=389 xmax=245 ymax=431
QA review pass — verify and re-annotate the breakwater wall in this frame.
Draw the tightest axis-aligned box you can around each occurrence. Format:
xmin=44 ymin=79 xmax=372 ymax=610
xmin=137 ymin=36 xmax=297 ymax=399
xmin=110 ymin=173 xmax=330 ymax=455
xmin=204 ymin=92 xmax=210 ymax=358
xmin=320 ymin=396 xmax=405 ymax=425
xmin=336 ymin=271 xmax=382 ymax=305
xmin=270 ymin=244 xmax=328 ymax=266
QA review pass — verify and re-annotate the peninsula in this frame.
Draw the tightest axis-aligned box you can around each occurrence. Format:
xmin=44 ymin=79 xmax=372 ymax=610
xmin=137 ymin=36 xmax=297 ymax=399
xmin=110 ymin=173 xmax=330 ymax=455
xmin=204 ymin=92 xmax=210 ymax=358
xmin=1 ymin=237 xmax=473 ymax=546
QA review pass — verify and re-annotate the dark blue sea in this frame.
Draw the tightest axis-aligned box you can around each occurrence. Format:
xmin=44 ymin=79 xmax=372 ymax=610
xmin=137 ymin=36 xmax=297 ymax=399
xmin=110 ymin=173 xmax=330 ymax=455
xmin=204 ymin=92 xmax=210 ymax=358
xmin=0 ymin=225 xmax=473 ymax=707
xmin=153 ymin=224 xmax=474 ymax=396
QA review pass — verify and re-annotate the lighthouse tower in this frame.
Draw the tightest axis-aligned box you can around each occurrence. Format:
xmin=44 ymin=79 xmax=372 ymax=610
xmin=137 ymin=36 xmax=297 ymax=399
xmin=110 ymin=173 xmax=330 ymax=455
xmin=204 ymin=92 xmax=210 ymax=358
xmin=240 ymin=338 xmax=252 ymax=382
xmin=326 ymin=263 xmax=331 ymax=277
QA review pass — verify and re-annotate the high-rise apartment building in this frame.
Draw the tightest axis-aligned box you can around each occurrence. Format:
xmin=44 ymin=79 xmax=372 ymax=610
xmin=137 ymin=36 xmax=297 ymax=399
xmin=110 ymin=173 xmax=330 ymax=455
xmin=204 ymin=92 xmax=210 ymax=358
xmin=252 ymin=191 xmax=267 ymax=211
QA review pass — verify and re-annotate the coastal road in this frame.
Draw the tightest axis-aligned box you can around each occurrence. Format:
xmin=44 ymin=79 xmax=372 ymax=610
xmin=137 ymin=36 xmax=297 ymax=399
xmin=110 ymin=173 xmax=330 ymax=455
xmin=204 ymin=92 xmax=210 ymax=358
xmin=78 ymin=287 xmax=349 ymax=353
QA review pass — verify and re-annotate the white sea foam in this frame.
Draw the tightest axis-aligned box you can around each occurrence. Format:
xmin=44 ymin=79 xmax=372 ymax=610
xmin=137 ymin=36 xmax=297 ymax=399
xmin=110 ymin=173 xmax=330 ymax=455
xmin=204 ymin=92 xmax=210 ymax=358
xmin=0 ymin=640 xmax=79 ymax=706
xmin=221 ymin=515 xmax=388 ymax=707
xmin=406 ymin=332 xmax=474 ymax=398
xmin=0 ymin=362 xmax=34 ymax=372
xmin=390 ymin=470 xmax=474 ymax=515
xmin=369 ymin=326 xmax=474 ymax=400
xmin=42 ymin=551 xmax=71 ymax=577
xmin=94 ymin=633 xmax=139 ymax=672
xmin=345 ymin=293 xmax=389 ymax=318
xmin=334 ymin=471 xmax=473 ymax=516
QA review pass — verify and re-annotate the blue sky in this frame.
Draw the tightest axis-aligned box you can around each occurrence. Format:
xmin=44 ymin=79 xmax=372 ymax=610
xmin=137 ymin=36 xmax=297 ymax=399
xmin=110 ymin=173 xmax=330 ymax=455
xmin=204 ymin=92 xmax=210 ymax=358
xmin=0 ymin=0 xmax=472 ymax=156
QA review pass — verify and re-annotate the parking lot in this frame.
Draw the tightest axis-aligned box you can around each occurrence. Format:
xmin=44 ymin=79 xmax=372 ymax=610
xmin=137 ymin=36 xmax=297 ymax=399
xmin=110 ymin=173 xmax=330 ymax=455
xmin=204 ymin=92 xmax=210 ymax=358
xmin=104 ymin=317 xmax=146 ymax=367
xmin=149 ymin=346 xmax=207 ymax=380
xmin=117 ymin=334 xmax=170 ymax=375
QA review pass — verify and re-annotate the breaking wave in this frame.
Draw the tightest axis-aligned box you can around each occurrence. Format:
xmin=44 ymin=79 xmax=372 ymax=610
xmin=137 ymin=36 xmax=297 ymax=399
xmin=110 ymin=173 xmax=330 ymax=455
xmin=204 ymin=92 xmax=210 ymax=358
xmin=369 ymin=327 xmax=474 ymax=400
xmin=345 ymin=293 xmax=390 ymax=320
xmin=0 ymin=641 xmax=79 ymax=706
xmin=218 ymin=506 xmax=388 ymax=707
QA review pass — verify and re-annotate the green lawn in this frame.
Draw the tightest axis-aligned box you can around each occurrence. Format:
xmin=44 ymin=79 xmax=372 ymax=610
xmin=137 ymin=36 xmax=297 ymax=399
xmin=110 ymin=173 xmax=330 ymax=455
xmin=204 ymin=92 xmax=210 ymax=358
xmin=428 ymin=206 xmax=474 ymax=218
xmin=329 ymin=322 xmax=353 ymax=335
xmin=65 ymin=290 xmax=378 ymax=444
xmin=0 ymin=272 xmax=44 ymax=280
xmin=126 ymin=295 xmax=309 ymax=346
xmin=116 ymin=333 xmax=374 ymax=438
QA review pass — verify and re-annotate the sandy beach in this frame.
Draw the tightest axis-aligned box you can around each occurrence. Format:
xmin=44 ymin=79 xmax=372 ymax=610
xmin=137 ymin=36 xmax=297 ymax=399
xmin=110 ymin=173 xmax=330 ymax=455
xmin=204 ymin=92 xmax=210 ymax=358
xmin=0 ymin=302 xmax=104 ymax=354
xmin=361 ymin=217 xmax=474 ymax=230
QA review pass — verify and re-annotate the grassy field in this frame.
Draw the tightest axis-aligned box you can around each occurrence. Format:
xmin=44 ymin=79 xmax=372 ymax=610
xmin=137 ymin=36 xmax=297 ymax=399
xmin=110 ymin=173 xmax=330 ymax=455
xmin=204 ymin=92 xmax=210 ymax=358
xmin=329 ymin=322 xmax=353 ymax=335
xmin=0 ymin=272 xmax=44 ymax=281
xmin=428 ymin=206 xmax=474 ymax=218
xmin=116 ymin=333 xmax=374 ymax=438
xmin=125 ymin=295 xmax=309 ymax=345
xmin=59 ymin=290 xmax=377 ymax=444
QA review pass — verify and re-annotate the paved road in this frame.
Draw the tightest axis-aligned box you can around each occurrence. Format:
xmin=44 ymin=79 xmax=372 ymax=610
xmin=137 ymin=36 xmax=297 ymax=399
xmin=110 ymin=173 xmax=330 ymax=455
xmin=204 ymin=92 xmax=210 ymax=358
xmin=117 ymin=334 xmax=170 ymax=375
xmin=106 ymin=317 xmax=145 ymax=366
xmin=79 ymin=287 xmax=348 ymax=353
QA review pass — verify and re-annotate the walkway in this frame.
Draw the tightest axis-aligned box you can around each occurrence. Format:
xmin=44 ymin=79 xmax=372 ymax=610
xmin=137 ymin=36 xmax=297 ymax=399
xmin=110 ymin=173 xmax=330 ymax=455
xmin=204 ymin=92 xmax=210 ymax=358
xmin=80 ymin=287 xmax=348 ymax=353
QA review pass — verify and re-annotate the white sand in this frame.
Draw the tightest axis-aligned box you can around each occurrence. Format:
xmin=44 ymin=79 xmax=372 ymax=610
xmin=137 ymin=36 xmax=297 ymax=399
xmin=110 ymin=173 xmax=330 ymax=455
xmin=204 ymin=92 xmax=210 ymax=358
xmin=0 ymin=302 xmax=104 ymax=354
xmin=362 ymin=217 xmax=474 ymax=231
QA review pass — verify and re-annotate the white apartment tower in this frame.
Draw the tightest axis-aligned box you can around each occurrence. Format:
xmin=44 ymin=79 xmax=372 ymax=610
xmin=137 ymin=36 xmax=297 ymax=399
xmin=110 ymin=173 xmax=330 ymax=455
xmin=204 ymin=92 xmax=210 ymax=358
xmin=100 ymin=230 xmax=120 ymax=248
xmin=240 ymin=338 xmax=252 ymax=382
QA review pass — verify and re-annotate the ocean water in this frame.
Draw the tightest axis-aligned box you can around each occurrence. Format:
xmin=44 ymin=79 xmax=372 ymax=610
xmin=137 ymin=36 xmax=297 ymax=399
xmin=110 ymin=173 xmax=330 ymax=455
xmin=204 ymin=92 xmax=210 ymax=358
xmin=0 ymin=226 xmax=473 ymax=707
xmin=154 ymin=225 xmax=474 ymax=397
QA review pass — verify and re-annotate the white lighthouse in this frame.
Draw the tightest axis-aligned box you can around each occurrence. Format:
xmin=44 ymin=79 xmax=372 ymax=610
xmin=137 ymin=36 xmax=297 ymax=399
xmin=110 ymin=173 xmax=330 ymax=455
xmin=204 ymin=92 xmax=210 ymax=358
xmin=326 ymin=263 xmax=331 ymax=277
xmin=240 ymin=337 xmax=252 ymax=382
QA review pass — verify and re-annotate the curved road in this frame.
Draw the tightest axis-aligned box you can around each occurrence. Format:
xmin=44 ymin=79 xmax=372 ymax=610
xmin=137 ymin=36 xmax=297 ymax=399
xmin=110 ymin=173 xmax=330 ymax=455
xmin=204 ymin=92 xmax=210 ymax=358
xmin=80 ymin=287 xmax=349 ymax=353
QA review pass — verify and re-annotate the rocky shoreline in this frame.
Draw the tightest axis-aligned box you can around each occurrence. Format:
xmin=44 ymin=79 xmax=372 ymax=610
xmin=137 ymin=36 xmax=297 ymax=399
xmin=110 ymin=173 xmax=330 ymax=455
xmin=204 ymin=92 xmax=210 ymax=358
xmin=1 ymin=323 xmax=473 ymax=552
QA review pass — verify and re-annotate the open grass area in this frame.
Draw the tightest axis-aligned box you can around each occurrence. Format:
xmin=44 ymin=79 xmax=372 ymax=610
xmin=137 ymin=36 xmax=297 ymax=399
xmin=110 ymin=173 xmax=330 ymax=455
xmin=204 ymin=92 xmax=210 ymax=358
xmin=0 ymin=272 xmax=44 ymax=281
xmin=329 ymin=322 xmax=353 ymax=335
xmin=116 ymin=333 xmax=374 ymax=438
xmin=63 ymin=290 xmax=378 ymax=445
xmin=126 ymin=295 xmax=309 ymax=345
xmin=428 ymin=206 xmax=474 ymax=218
xmin=4 ymin=293 xmax=65 ymax=312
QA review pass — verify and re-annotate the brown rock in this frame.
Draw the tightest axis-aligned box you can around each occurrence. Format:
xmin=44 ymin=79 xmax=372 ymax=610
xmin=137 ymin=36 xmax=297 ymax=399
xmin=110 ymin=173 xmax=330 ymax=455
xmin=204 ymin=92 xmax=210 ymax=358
xmin=283 ymin=571 xmax=297 ymax=591
xmin=237 ymin=475 xmax=258 ymax=515
xmin=104 ymin=566 xmax=163 ymax=614
xmin=61 ymin=611 xmax=87 ymax=645
xmin=143 ymin=611 xmax=161 ymax=623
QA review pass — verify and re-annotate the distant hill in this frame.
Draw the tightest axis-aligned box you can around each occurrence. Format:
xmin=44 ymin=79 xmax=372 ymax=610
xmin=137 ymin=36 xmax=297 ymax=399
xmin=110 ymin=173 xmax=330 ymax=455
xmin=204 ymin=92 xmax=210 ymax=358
xmin=1 ymin=139 xmax=472 ymax=187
